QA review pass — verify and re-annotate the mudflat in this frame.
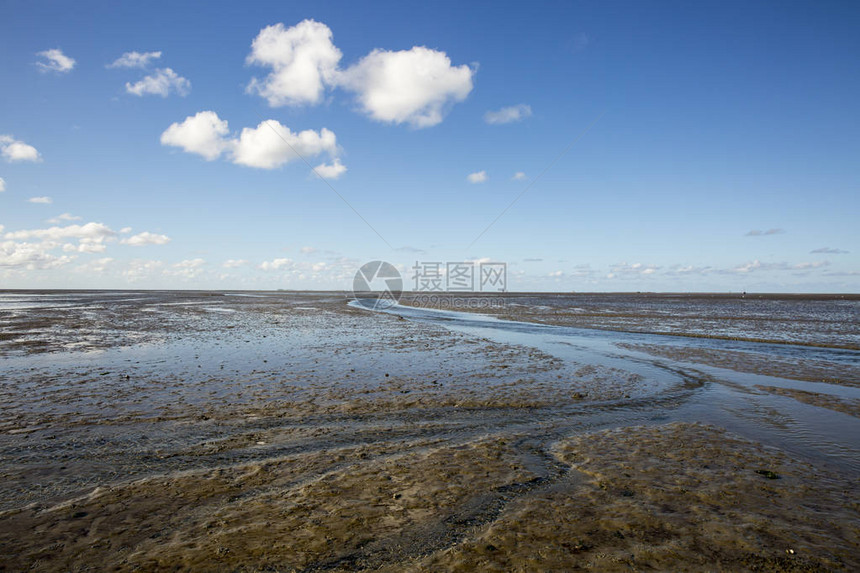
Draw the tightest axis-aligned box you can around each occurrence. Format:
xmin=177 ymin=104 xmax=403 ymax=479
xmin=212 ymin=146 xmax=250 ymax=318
xmin=1 ymin=291 xmax=858 ymax=571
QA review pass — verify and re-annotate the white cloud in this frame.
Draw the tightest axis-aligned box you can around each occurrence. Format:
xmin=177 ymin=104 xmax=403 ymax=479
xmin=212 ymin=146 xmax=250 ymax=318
xmin=1 ymin=135 xmax=42 ymax=163
xmin=0 ymin=177 xmax=5 ymax=192
xmin=467 ymin=170 xmax=488 ymax=184
xmin=246 ymin=20 xmax=342 ymax=107
xmin=120 ymin=227 xmax=132 ymax=234
xmin=123 ymin=259 xmax=164 ymax=282
xmin=166 ymin=258 xmax=206 ymax=279
xmin=259 ymin=257 xmax=293 ymax=271
xmin=5 ymin=222 xmax=117 ymax=244
xmin=36 ymin=49 xmax=75 ymax=73
xmin=223 ymin=259 xmax=248 ymax=268
xmin=608 ymin=262 xmax=660 ymax=277
xmin=0 ymin=240 xmax=74 ymax=270
xmin=160 ymin=111 xmax=340 ymax=170
xmin=63 ymin=241 xmax=106 ymax=253
xmin=484 ymin=104 xmax=532 ymax=125
xmin=232 ymin=121 xmax=337 ymax=169
xmin=727 ymin=259 xmax=829 ymax=274
xmin=244 ymin=20 xmax=474 ymax=127
xmin=108 ymin=51 xmax=162 ymax=68
xmin=512 ymin=171 xmax=527 ymax=181
xmin=339 ymin=46 xmax=474 ymax=128
xmin=47 ymin=213 xmax=82 ymax=224
xmin=160 ymin=111 xmax=230 ymax=160
xmin=126 ymin=68 xmax=191 ymax=97
xmin=300 ymin=246 xmax=317 ymax=254
xmin=28 ymin=196 xmax=53 ymax=204
xmin=312 ymin=158 xmax=347 ymax=179
xmin=120 ymin=231 xmax=171 ymax=246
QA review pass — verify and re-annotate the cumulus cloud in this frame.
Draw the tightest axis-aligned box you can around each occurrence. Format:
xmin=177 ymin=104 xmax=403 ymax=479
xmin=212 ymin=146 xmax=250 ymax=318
xmin=467 ymin=170 xmax=488 ymax=184
xmin=244 ymin=20 xmax=474 ymax=128
xmin=312 ymin=158 xmax=347 ymax=179
xmin=300 ymin=246 xmax=317 ymax=254
xmin=108 ymin=51 xmax=162 ymax=68
xmin=28 ymin=196 xmax=52 ymax=204
xmin=484 ymin=104 xmax=532 ymax=125
xmin=63 ymin=241 xmax=106 ymax=253
xmin=259 ymin=257 xmax=293 ymax=271
xmin=126 ymin=68 xmax=191 ymax=97
xmin=161 ymin=111 xmax=340 ymax=170
xmin=246 ymin=20 xmax=342 ymax=107
xmin=1 ymin=135 xmax=42 ymax=163
xmin=512 ymin=172 xmax=527 ymax=181
xmin=5 ymin=222 xmax=117 ymax=244
xmin=607 ymin=262 xmax=660 ymax=279
xmin=0 ymin=177 xmax=5 ymax=192
xmin=47 ymin=213 xmax=82 ymax=224
xmin=745 ymin=228 xmax=784 ymax=236
xmin=223 ymin=259 xmax=248 ymax=268
xmin=36 ymin=48 xmax=75 ymax=73
xmin=160 ymin=111 xmax=230 ymax=160
xmin=810 ymin=247 xmax=849 ymax=254
xmin=120 ymin=231 xmax=171 ymax=246
xmin=233 ymin=122 xmax=337 ymax=169
xmin=339 ymin=46 xmax=474 ymax=128
xmin=0 ymin=221 xmax=127 ymax=270
xmin=0 ymin=240 xmax=74 ymax=270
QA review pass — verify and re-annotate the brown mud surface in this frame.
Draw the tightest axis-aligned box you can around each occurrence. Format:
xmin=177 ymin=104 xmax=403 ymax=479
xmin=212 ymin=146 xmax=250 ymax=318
xmin=1 ymin=291 xmax=858 ymax=571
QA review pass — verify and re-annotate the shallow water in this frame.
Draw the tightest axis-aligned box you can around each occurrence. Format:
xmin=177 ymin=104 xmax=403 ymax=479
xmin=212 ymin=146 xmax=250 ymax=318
xmin=355 ymin=299 xmax=860 ymax=473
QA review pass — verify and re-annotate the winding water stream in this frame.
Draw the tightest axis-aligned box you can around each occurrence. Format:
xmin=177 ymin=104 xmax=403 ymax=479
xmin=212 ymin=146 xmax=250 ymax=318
xmin=353 ymin=299 xmax=860 ymax=475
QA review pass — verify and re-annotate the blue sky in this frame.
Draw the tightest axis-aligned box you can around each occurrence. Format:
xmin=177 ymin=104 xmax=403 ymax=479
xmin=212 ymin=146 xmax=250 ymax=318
xmin=1 ymin=0 xmax=858 ymax=292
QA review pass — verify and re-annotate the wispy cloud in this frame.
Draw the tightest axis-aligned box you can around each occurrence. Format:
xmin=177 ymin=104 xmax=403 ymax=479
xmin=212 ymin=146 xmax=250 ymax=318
xmin=108 ymin=51 xmax=162 ymax=69
xmin=467 ymin=170 xmax=488 ymax=184
xmin=484 ymin=104 xmax=532 ymax=125
xmin=810 ymin=247 xmax=849 ymax=254
xmin=46 ymin=213 xmax=82 ymax=224
xmin=396 ymin=246 xmax=426 ymax=254
xmin=28 ymin=196 xmax=52 ymax=204
xmin=745 ymin=228 xmax=784 ymax=236
xmin=126 ymin=68 xmax=190 ymax=97
xmin=36 ymin=48 xmax=75 ymax=73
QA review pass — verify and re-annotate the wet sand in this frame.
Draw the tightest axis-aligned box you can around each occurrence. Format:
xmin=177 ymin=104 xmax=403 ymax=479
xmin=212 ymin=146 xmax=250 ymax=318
xmin=1 ymin=291 xmax=858 ymax=571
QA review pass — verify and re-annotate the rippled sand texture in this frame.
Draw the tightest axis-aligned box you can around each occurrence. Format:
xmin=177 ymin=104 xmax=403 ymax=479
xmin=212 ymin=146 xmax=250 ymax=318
xmin=1 ymin=291 xmax=858 ymax=571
